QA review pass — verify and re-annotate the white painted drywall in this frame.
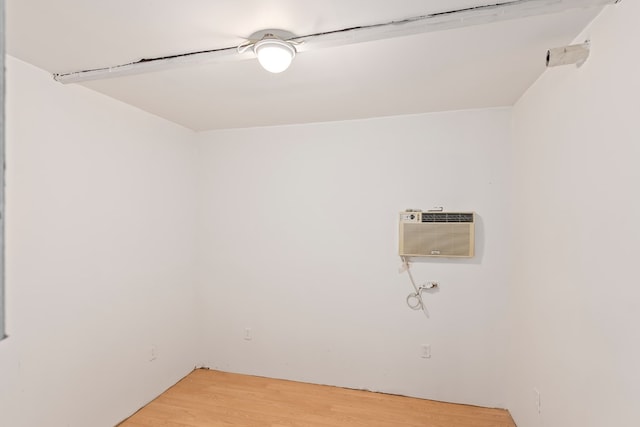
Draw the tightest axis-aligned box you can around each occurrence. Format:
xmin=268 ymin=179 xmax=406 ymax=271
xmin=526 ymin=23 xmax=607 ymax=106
xmin=508 ymin=2 xmax=640 ymax=426
xmin=0 ymin=57 xmax=199 ymax=427
xmin=195 ymin=109 xmax=512 ymax=408
xmin=14 ymin=7 xmax=638 ymax=419
xmin=0 ymin=55 xmax=514 ymax=424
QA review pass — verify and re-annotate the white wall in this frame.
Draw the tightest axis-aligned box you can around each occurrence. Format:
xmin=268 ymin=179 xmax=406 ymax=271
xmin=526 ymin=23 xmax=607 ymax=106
xmin=0 ymin=56 xmax=514 ymax=425
xmin=508 ymin=2 xmax=640 ymax=426
xmin=0 ymin=57 xmax=199 ymax=427
xmin=196 ymin=109 xmax=512 ymax=408
xmin=13 ymin=6 xmax=637 ymax=420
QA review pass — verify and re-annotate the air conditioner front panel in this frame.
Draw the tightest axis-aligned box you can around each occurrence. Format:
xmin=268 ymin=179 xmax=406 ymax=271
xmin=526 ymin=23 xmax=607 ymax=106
xmin=399 ymin=212 xmax=475 ymax=257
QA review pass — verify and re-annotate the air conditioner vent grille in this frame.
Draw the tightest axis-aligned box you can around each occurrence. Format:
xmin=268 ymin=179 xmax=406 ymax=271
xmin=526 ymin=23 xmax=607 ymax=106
xmin=421 ymin=212 xmax=474 ymax=223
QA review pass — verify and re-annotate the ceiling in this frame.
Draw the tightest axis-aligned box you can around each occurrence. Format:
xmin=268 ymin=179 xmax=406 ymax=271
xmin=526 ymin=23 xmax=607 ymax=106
xmin=7 ymin=1 xmax=603 ymax=131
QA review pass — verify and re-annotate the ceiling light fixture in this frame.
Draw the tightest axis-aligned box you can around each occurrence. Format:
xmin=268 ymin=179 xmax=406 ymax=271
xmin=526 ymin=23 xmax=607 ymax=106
xmin=236 ymin=31 xmax=298 ymax=73
xmin=252 ymin=34 xmax=297 ymax=73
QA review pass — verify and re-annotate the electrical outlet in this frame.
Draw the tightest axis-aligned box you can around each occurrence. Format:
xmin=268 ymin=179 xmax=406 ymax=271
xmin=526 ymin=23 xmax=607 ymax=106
xmin=534 ymin=388 xmax=541 ymax=414
xmin=244 ymin=328 xmax=252 ymax=341
xmin=421 ymin=344 xmax=431 ymax=359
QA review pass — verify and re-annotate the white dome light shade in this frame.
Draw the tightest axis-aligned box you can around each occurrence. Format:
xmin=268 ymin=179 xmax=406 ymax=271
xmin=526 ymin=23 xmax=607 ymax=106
xmin=253 ymin=37 xmax=296 ymax=73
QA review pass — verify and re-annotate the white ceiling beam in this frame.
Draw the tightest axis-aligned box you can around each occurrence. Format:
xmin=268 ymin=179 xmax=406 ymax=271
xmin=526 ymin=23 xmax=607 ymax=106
xmin=294 ymin=0 xmax=620 ymax=53
xmin=53 ymin=0 xmax=620 ymax=84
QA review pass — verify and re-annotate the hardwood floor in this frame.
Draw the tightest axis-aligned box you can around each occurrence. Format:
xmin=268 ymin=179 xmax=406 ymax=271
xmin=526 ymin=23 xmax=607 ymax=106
xmin=119 ymin=369 xmax=516 ymax=427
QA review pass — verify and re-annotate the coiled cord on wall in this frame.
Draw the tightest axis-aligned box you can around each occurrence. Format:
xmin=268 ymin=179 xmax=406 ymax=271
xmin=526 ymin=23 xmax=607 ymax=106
xmin=400 ymin=256 xmax=438 ymax=314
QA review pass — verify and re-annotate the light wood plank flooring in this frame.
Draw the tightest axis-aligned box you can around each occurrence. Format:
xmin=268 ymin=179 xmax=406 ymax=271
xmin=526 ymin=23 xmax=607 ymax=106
xmin=119 ymin=369 xmax=516 ymax=427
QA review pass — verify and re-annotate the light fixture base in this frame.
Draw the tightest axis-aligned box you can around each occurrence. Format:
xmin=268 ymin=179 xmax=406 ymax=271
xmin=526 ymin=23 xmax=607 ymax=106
xmin=248 ymin=29 xmax=298 ymax=43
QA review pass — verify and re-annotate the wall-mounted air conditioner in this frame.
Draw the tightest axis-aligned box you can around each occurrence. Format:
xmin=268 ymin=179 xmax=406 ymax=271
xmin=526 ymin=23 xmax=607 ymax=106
xmin=399 ymin=211 xmax=475 ymax=257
